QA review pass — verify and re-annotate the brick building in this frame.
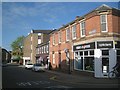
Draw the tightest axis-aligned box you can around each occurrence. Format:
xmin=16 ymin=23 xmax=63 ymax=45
xmin=23 ymin=30 xmax=52 ymax=65
xmin=49 ymin=4 xmax=120 ymax=78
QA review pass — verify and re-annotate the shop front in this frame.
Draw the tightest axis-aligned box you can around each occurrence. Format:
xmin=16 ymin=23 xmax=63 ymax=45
xmin=73 ymin=41 xmax=120 ymax=78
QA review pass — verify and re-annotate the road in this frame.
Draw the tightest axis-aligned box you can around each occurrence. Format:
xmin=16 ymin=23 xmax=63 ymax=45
xmin=2 ymin=64 xmax=74 ymax=89
xmin=2 ymin=63 xmax=119 ymax=89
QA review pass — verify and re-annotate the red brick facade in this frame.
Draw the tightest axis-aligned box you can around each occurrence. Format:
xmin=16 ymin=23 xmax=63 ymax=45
xmin=49 ymin=5 xmax=120 ymax=73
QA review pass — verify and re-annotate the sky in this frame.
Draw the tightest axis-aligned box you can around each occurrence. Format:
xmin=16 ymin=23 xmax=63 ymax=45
xmin=1 ymin=1 xmax=120 ymax=51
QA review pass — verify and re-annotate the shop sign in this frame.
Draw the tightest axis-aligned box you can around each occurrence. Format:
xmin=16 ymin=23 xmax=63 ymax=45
xmin=97 ymin=41 xmax=113 ymax=48
xmin=115 ymin=41 xmax=120 ymax=48
xmin=89 ymin=29 xmax=96 ymax=35
xmin=73 ymin=42 xmax=95 ymax=51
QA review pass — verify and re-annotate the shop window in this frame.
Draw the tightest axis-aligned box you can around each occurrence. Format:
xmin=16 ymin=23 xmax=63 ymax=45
xmin=90 ymin=50 xmax=94 ymax=55
xmin=117 ymin=50 xmax=120 ymax=55
xmin=80 ymin=51 xmax=83 ymax=56
xmin=84 ymin=51 xmax=88 ymax=55
xmin=102 ymin=50 xmax=109 ymax=55
xmin=74 ymin=56 xmax=83 ymax=70
xmin=84 ymin=57 xmax=94 ymax=71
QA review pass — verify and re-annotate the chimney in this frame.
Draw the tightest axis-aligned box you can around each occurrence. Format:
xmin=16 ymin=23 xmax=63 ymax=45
xmin=76 ymin=16 xmax=79 ymax=20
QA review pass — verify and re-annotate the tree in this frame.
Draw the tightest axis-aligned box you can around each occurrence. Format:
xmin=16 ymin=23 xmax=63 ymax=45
xmin=11 ymin=36 xmax=25 ymax=51
xmin=11 ymin=36 xmax=25 ymax=62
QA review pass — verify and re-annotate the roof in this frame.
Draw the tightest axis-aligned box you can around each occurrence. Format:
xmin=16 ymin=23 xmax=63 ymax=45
xmin=32 ymin=30 xmax=53 ymax=34
xmin=50 ymin=4 xmax=120 ymax=35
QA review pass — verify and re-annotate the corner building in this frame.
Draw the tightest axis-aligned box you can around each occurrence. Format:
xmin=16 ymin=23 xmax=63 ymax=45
xmin=49 ymin=4 xmax=120 ymax=78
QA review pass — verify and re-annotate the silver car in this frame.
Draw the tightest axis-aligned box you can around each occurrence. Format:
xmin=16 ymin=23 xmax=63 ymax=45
xmin=32 ymin=63 xmax=46 ymax=72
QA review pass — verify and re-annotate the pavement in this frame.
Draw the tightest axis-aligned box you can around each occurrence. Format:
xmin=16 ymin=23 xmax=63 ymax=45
xmin=45 ymin=69 xmax=119 ymax=85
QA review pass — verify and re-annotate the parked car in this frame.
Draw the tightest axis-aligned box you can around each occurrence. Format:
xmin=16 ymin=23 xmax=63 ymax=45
xmin=25 ymin=63 xmax=33 ymax=69
xmin=32 ymin=63 xmax=46 ymax=72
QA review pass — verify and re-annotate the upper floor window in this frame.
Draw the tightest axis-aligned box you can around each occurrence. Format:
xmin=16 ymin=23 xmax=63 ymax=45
xmin=58 ymin=31 xmax=61 ymax=43
xmin=40 ymin=47 xmax=41 ymax=54
xmin=100 ymin=14 xmax=108 ymax=32
xmin=46 ymin=45 xmax=49 ymax=53
xmin=72 ymin=24 xmax=76 ymax=40
xmin=52 ymin=34 xmax=55 ymax=45
xmin=80 ymin=21 xmax=85 ymax=37
xmin=66 ymin=27 xmax=70 ymax=41
xmin=44 ymin=46 xmax=46 ymax=53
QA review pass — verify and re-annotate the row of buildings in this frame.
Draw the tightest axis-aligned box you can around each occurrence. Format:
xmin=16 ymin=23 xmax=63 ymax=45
xmin=1 ymin=47 xmax=11 ymax=63
xmin=23 ymin=4 xmax=120 ymax=78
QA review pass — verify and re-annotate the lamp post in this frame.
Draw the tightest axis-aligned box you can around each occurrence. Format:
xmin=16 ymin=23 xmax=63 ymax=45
xmin=64 ymin=48 xmax=71 ymax=74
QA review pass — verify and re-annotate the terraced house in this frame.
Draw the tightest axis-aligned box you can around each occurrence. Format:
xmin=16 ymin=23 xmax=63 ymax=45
xmin=23 ymin=30 xmax=52 ymax=65
xmin=49 ymin=4 xmax=120 ymax=78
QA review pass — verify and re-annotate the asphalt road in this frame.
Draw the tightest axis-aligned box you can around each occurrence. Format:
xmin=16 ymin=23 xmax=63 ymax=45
xmin=2 ymin=64 xmax=75 ymax=89
xmin=2 ymin=64 xmax=119 ymax=89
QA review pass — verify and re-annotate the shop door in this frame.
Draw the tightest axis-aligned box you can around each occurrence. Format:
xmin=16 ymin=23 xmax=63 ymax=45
xmin=101 ymin=50 xmax=109 ymax=77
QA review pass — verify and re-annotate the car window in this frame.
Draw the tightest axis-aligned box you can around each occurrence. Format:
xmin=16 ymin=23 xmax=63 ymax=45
xmin=27 ymin=64 xmax=33 ymax=65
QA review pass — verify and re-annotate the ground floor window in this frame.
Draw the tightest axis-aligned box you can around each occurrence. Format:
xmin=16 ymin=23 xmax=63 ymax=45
xmin=74 ymin=50 xmax=94 ymax=72
xmin=117 ymin=49 xmax=120 ymax=62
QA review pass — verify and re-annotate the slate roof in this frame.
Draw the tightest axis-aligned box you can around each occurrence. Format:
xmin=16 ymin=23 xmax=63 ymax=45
xmin=32 ymin=30 xmax=53 ymax=34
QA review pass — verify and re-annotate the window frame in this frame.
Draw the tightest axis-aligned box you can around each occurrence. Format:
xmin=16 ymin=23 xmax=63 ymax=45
xmin=66 ymin=27 xmax=70 ymax=41
xmin=58 ymin=31 xmax=61 ymax=43
xmin=72 ymin=24 xmax=77 ymax=40
xmin=52 ymin=34 xmax=55 ymax=45
xmin=100 ymin=14 xmax=108 ymax=32
xmin=80 ymin=20 xmax=86 ymax=37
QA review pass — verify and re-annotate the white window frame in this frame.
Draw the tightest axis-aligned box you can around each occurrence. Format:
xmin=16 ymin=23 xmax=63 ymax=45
xmin=40 ymin=47 xmax=41 ymax=54
xmin=58 ymin=31 xmax=61 ymax=43
xmin=52 ymin=34 xmax=55 ymax=45
xmin=72 ymin=24 xmax=77 ymax=40
xmin=44 ymin=46 xmax=46 ymax=53
xmin=100 ymin=14 xmax=108 ymax=32
xmin=80 ymin=20 xmax=85 ymax=37
xmin=42 ymin=47 xmax=43 ymax=54
xmin=66 ymin=27 xmax=70 ymax=41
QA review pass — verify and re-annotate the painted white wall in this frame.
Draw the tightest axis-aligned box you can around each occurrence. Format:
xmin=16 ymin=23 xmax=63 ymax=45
xmin=23 ymin=57 xmax=30 ymax=65
xmin=109 ymin=49 xmax=116 ymax=73
xmin=94 ymin=49 xmax=102 ymax=78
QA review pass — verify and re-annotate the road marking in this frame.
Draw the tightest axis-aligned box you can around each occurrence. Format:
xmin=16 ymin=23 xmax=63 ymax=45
xmin=16 ymin=80 xmax=50 ymax=87
xmin=46 ymin=85 xmax=72 ymax=88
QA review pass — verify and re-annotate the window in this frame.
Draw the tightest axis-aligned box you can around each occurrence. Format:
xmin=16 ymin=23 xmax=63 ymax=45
xmin=53 ymin=34 xmax=55 ymax=45
xmin=80 ymin=21 xmax=85 ymax=37
xmin=46 ymin=45 xmax=49 ymax=53
xmin=40 ymin=47 xmax=41 ymax=54
xmin=38 ymin=39 xmax=41 ymax=44
xmin=58 ymin=31 xmax=61 ymax=43
xmin=42 ymin=47 xmax=43 ymax=53
xmin=102 ymin=50 xmax=109 ymax=55
xmin=52 ymin=52 xmax=55 ymax=64
xmin=66 ymin=28 xmax=70 ymax=41
xmin=44 ymin=46 xmax=46 ymax=53
xmin=72 ymin=24 xmax=76 ymax=40
xmin=38 ymin=36 xmax=41 ymax=39
xmin=100 ymin=14 xmax=108 ymax=32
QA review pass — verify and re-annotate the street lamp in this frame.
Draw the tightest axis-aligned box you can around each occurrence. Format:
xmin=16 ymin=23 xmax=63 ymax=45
xmin=64 ymin=48 xmax=71 ymax=74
